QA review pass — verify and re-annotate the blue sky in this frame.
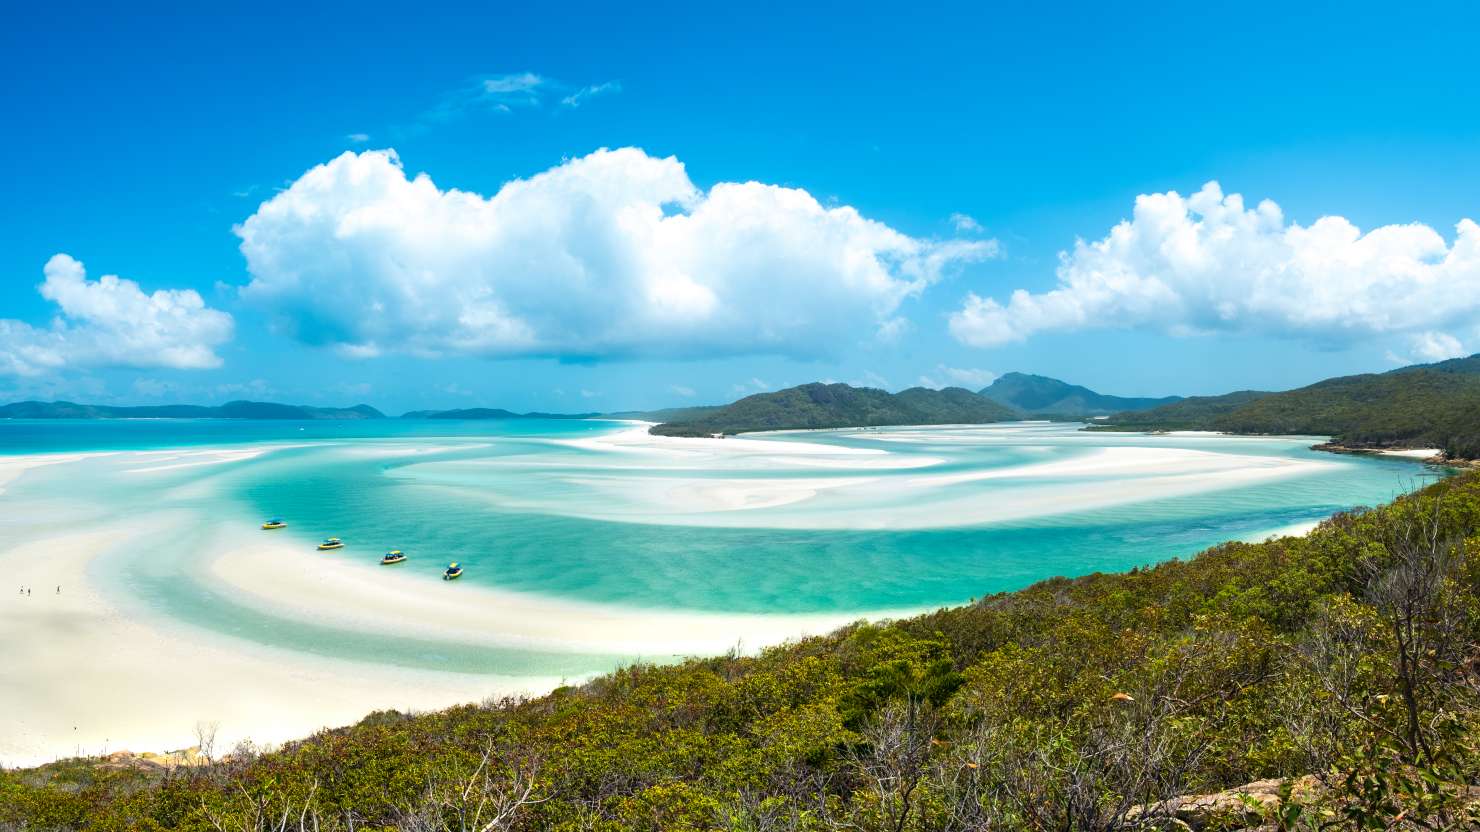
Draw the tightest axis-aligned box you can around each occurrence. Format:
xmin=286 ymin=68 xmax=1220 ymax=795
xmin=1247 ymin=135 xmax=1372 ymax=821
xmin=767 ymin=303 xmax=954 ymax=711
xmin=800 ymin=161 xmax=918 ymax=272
xmin=3 ymin=1 xmax=1480 ymax=413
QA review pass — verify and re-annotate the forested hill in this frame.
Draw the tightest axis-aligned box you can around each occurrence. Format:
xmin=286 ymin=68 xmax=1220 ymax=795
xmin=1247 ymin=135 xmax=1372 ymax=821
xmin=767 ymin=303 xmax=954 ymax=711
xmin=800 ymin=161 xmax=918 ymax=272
xmin=978 ymin=372 xmax=1181 ymax=417
xmin=1098 ymin=390 xmax=1275 ymax=430
xmin=1100 ymin=354 xmax=1480 ymax=457
xmin=0 ymin=400 xmax=385 ymax=420
xmin=648 ymin=382 xmax=1018 ymax=436
xmin=7 ymin=472 xmax=1479 ymax=828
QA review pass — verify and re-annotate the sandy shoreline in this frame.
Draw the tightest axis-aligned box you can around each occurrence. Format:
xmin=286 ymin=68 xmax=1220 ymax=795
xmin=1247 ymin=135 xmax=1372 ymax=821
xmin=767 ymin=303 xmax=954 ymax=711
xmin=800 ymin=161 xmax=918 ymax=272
xmin=1 ymin=510 xmax=877 ymax=767
xmin=206 ymin=525 xmax=879 ymax=656
xmin=0 ymin=522 xmax=556 ymax=767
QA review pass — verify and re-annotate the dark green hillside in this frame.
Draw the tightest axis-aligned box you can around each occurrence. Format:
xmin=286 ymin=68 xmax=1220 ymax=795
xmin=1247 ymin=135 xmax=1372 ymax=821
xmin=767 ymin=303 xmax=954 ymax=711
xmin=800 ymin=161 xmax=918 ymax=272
xmin=1102 ymin=355 xmax=1480 ymax=457
xmin=1098 ymin=390 xmax=1273 ymax=430
xmin=979 ymin=372 xmax=1182 ymax=417
xmin=649 ymin=382 xmax=1018 ymax=436
xmin=7 ymin=473 xmax=1479 ymax=829
xmin=0 ymin=400 xmax=384 ymax=420
xmin=892 ymin=385 xmax=1019 ymax=421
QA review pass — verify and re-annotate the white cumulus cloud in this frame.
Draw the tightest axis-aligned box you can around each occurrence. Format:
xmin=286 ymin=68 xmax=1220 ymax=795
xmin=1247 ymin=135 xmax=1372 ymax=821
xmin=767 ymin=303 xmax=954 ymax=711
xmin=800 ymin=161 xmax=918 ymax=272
xmin=1409 ymin=331 xmax=1467 ymax=362
xmin=237 ymin=148 xmax=996 ymax=361
xmin=949 ymin=181 xmax=1480 ymax=349
xmin=0 ymin=254 xmax=234 ymax=376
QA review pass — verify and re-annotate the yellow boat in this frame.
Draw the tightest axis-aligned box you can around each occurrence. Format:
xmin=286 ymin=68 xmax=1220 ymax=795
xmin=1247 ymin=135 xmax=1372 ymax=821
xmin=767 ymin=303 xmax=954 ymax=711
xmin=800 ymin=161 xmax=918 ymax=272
xmin=381 ymin=550 xmax=407 ymax=565
xmin=317 ymin=537 xmax=344 ymax=551
xmin=261 ymin=518 xmax=287 ymax=530
xmin=443 ymin=562 xmax=463 ymax=580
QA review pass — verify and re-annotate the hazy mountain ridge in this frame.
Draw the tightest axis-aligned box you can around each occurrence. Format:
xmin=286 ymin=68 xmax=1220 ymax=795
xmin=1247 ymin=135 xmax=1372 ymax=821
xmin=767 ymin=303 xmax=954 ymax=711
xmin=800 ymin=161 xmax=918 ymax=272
xmin=978 ymin=372 xmax=1182 ymax=417
xmin=0 ymin=400 xmax=385 ymax=420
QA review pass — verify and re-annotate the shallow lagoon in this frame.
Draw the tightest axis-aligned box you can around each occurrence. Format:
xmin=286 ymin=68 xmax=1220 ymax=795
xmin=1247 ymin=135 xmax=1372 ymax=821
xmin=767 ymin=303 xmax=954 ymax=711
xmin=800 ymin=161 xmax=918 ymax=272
xmin=3 ymin=418 xmax=1442 ymax=616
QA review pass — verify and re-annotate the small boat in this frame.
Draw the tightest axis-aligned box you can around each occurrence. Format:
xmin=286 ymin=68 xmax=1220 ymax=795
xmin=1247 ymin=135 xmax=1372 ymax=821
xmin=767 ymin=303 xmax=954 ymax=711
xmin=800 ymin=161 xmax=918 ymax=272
xmin=261 ymin=518 xmax=287 ymax=530
xmin=443 ymin=562 xmax=463 ymax=580
xmin=317 ymin=537 xmax=344 ymax=551
xmin=381 ymin=550 xmax=406 ymax=565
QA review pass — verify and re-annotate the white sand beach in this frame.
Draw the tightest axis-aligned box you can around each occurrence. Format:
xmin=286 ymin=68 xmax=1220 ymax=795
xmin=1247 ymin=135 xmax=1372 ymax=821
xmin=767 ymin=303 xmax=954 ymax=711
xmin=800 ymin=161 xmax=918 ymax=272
xmin=0 ymin=523 xmax=552 ymax=767
xmin=206 ymin=529 xmax=872 ymax=656
xmin=1381 ymin=447 xmax=1443 ymax=460
xmin=0 ymin=506 xmax=873 ymax=767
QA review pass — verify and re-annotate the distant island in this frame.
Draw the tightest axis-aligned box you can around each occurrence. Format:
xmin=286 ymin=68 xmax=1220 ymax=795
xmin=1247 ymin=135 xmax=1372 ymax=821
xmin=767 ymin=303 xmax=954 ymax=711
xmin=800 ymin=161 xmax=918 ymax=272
xmin=645 ymin=374 xmax=1181 ymax=436
xmin=0 ymin=400 xmax=384 ymax=420
xmin=648 ymin=383 xmax=1018 ymax=436
xmin=1098 ymin=354 xmax=1480 ymax=459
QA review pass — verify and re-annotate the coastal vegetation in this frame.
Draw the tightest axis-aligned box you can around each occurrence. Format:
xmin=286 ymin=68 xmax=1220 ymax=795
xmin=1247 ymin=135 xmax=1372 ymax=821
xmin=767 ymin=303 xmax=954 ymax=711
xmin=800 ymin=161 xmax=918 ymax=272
xmin=977 ymin=372 xmax=1182 ymax=418
xmin=649 ymin=383 xmax=1018 ymax=436
xmin=5 ymin=471 xmax=1478 ymax=830
xmin=1097 ymin=391 xmax=1274 ymax=431
xmin=1102 ymin=355 xmax=1480 ymax=458
xmin=650 ymin=375 xmax=1185 ymax=436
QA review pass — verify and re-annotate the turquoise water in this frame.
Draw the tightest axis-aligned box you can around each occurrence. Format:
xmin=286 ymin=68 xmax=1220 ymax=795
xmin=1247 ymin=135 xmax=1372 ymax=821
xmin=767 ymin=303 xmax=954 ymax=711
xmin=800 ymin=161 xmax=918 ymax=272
xmin=0 ymin=416 xmax=615 ymax=453
xmin=0 ymin=418 xmax=1449 ymax=674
